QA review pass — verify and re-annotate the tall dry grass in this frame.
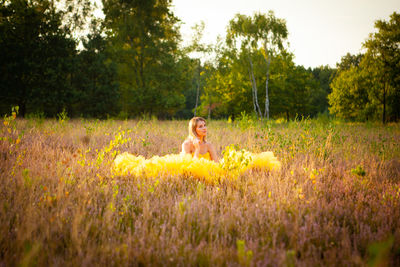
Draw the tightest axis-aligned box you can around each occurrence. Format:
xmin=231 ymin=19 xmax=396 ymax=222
xmin=1 ymin=117 xmax=399 ymax=266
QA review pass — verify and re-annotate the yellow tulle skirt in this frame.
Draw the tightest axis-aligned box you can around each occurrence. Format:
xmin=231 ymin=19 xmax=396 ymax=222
xmin=113 ymin=148 xmax=281 ymax=184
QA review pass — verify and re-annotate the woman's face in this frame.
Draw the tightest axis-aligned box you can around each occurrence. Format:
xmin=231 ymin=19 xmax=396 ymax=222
xmin=195 ymin=120 xmax=207 ymax=138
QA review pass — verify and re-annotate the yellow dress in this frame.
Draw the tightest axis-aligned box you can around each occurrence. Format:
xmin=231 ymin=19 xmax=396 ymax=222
xmin=192 ymin=152 xmax=212 ymax=161
xmin=113 ymin=148 xmax=280 ymax=184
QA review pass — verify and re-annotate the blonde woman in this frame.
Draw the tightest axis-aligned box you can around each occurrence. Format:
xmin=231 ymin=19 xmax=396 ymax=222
xmin=181 ymin=117 xmax=218 ymax=162
xmin=114 ymin=117 xmax=280 ymax=182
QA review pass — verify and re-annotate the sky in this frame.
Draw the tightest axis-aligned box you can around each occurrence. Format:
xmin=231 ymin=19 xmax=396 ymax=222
xmin=171 ymin=0 xmax=400 ymax=68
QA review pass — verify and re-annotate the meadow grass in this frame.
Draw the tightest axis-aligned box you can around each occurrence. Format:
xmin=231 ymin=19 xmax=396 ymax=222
xmin=1 ymin=117 xmax=400 ymax=266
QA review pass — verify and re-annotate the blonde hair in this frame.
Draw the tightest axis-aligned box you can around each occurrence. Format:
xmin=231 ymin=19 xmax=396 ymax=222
xmin=188 ymin=117 xmax=207 ymax=143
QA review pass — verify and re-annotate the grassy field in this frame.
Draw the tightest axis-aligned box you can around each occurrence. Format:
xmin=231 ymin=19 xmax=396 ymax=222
xmin=1 ymin=115 xmax=400 ymax=266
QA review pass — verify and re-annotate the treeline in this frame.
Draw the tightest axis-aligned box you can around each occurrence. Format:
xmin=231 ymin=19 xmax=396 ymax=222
xmin=195 ymin=12 xmax=334 ymax=120
xmin=0 ymin=0 xmax=188 ymax=118
xmin=0 ymin=0 xmax=398 ymax=121
xmin=329 ymin=12 xmax=400 ymax=123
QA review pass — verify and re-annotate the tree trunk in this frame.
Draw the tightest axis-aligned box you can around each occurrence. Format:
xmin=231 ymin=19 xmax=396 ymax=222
xmin=18 ymin=99 xmax=26 ymax=118
xmin=264 ymin=54 xmax=271 ymax=120
xmin=129 ymin=38 xmax=142 ymax=90
xmin=383 ymin=82 xmax=387 ymax=124
xmin=194 ymin=81 xmax=199 ymax=116
xmin=140 ymin=52 xmax=145 ymax=88
xmin=194 ymin=62 xmax=200 ymax=116
xmin=248 ymin=68 xmax=258 ymax=118
xmin=263 ymin=42 xmax=271 ymax=120
xmin=248 ymin=56 xmax=262 ymax=118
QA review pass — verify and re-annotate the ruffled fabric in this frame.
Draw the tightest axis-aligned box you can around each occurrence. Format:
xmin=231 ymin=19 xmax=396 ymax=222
xmin=192 ymin=152 xmax=212 ymax=161
xmin=113 ymin=148 xmax=281 ymax=183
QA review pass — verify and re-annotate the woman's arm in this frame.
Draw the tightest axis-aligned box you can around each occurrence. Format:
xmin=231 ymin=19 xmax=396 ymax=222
xmin=181 ymin=140 xmax=192 ymax=154
xmin=192 ymin=139 xmax=201 ymax=159
xmin=208 ymin=143 xmax=219 ymax=162
xmin=182 ymin=139 xmax=202 ymax=159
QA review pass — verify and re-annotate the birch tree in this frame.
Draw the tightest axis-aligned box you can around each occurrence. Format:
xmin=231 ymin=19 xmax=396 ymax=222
xmin=227 ymin=11 xmax=288 ymax=119
xmin=185 ymin=22 xmax=212 ymax=117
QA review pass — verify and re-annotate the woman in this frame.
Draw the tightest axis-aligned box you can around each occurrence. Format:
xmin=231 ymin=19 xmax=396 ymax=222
xmin=181 ymin=117 xmax=218 ymax=162
xmin=113 ymin=117 xmax=280 ymax=182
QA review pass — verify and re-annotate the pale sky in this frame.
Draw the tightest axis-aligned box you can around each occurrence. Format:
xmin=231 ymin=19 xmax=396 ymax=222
xmin=171 ymin=0 xmax=400 ymax=68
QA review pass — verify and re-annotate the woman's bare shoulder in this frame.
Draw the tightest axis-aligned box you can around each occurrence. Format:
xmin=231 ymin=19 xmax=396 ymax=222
xmin=182 ymin=139 xmax=193 ymax=146
xmin=206 ymin=142 xmax=215 ymax=149
xmin=206 ymin=141 xmax=218 ymax=162
xmin=182 ymin=139 xmax=193 ymax=152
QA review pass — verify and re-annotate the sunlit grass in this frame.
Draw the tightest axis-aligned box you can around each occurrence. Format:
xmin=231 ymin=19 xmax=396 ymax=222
xmin=1 ymin=116 xmax=399 ymax=266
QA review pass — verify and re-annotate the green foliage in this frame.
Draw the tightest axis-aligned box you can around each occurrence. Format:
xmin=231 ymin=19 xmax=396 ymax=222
xmin=271 ymin=63 xmax=323 ymax=119
xmin=328 ymin=65 xmax=371 ymax=121
xmin=221 ymin=144 xmax=253 ymax=172
xmin=102 ymin=0 xmax=187 ymax=118
xmin=236 ymin=111 xmax=257 ymax=130
xmin=57 ymin=108 xmax=69 ymax=124
xmin=0 ymin=0 xmax=118 ymax=119
xmin=363 ymin=12 xmax=400 ymax=123
xmin=309 ymin=65 xmax=336 ymax=114
xmin=70 ymin=29 xmax=120 ymax=118
xmin=0 ymin=0 xmax=110 ymax=118
xmin=1 ymin=106 xmax=23 ymax=146
xmin=328 ymin=12 xmax=400 ymax=123
xmin=26 ymin=111 xmax=45 ymax=126
xmin=3 ymin=106 xmax=19 ymax=128
xmin=0 ymin=0 xmax=77 ymax=117
xmin=285 ymin=250 xmax=296 ymax=267
xmin=226 ymin=11 xmax=288 ymax=53
xmin=200 ymin=45 xmax=325 ymax=120
xmin=336 ymin=53 xmax=363 ymax=71
xmin=236 ymin=239 xmax=253 ymax=266
xmin=194 ymin=11 xmax=332 ymax=120
xmin=351 ymin=165 xmax=366 ymax=177
xmin=22 ymin=168 xmax=32 ymax=188
xmin=226 ymin=11 xmax=289 ymax=119
xmin=95 ymin=128 xmax=131 ymax=168
xmin=1 ymin=1 xmax=396 ymax=122
xmin=367 ymin=236 xmax=394 ymax=267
